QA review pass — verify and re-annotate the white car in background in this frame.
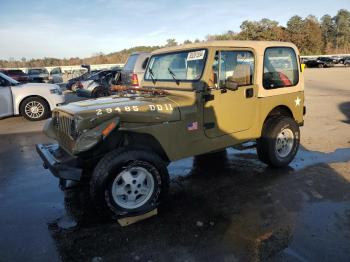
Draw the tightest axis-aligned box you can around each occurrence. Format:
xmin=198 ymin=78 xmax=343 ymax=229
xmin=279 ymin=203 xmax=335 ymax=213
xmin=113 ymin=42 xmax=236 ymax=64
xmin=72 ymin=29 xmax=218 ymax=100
xmin=0 ymin=72 xmax=65 ymax=121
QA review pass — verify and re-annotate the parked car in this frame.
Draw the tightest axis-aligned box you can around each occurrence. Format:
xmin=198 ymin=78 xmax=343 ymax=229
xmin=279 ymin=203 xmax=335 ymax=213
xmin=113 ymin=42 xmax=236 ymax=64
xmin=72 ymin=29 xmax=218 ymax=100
xmin=66 ymin=65 xmax=97 ymax=91
xmin=26 ymin=68 xmax=50 ymax=83
xmin=120 ymin=52 xmax=150 ymax=88
xmin=340 ymin=56 xmax=350 ymax=65
xmin=344 ymin=58 xmax=350 ymax=67
xmin=305 ymin=57 xmax=334 ymax=68
xmin=76 ymin=68 xmax=122 ymax=98
xmin=49 ymin=67 xmax=63 ymax=84
xmin=0 ymin=69 xmax=29 ymax=83
xmin=331 ymin=56 xmax=342 ymax=64
xmin=0 ymin=72 xmax=64 ymax=121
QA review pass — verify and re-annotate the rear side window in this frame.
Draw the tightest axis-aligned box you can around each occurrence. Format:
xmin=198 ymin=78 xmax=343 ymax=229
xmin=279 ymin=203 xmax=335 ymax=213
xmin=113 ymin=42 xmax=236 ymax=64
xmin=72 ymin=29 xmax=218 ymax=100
xmin=141 ymin=57 xmax=149 ymax=70
xmin=124 ymin=54 xmax=138 ymax=71
xmin=50 ymin=68 xmax=61 ymax=75
xmin=263 ymin=47 xmax=299 ymax=89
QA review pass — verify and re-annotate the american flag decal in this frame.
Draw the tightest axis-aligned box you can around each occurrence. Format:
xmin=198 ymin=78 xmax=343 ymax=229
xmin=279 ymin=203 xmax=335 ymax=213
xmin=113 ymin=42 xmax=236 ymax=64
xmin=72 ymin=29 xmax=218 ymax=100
xmin=187 ymin=121 xmax=198 ymax=131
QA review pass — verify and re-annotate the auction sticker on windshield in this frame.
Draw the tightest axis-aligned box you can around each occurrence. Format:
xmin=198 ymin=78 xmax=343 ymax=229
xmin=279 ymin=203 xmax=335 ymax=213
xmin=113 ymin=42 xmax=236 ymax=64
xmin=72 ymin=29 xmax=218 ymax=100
xmin=187 ymin=50 xmax=205 ymax=61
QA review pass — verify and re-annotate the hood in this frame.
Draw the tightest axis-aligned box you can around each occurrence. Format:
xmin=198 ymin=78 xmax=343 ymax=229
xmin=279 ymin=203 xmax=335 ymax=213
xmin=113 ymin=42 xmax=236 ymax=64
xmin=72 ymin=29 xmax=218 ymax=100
xmin=55 ymin=94 xmax=186 ymax=127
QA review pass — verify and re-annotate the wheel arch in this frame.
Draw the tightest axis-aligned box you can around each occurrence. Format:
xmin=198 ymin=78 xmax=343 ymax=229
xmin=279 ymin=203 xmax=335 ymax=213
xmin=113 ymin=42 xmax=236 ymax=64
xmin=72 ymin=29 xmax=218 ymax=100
xmin=259 ymin=105 xmax=295 ymax=134
xmin=18 ymin=95 xmax=51 ymax=115
xmin=118 ymin=131 xmax=170 ymax=164
xmin=264 ymin=105 xmax=294 ymax=122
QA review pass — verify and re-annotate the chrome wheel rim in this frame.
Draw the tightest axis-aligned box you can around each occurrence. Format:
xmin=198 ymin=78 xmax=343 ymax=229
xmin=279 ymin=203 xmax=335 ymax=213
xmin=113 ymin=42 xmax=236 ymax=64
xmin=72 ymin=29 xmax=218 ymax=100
xmin=25 ymin=101 xmax=44 ymax=119
xmin=275 ymin=128 xmax=294 ymax=158
xmin=111 ymin=166 xmax=155 ymax=209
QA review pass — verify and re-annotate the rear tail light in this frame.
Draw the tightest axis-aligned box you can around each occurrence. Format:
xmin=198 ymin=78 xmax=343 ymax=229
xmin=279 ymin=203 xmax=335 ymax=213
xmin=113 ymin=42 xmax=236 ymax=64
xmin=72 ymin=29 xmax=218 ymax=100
xmin=130 ymin=73 xmax=139 ymax=87
xmin=77 ymin=82 xmax=83 ymax=89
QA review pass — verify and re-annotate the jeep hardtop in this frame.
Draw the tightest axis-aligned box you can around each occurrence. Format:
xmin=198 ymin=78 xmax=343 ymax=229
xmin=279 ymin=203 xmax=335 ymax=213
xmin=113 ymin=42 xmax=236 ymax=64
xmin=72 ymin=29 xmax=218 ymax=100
xmin=37 ymin=40 xmax=305 ymax=218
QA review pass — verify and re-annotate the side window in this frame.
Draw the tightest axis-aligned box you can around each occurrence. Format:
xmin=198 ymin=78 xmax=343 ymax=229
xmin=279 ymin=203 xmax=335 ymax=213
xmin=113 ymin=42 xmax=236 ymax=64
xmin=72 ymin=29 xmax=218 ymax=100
xmin=0 ymin=77 xmax=8 ymax=87
xmin=212 ymin=50 xmax=254 ymax=88
xmin=263 ymin=47 xmax=299 ymax=89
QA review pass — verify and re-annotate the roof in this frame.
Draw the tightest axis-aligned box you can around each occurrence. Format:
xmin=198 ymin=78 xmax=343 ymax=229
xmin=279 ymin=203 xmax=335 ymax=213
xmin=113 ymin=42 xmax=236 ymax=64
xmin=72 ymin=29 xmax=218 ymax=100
xmin=152 ymin=40 xmax=298 ymax=54
xmin=130 ymin=51 xmax=151 ymax=55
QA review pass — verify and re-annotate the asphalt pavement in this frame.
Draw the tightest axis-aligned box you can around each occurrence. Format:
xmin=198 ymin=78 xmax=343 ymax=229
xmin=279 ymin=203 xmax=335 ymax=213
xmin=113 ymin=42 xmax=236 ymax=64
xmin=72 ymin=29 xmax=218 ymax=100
xmin=0 ymin=68 xmax=349 ymax=262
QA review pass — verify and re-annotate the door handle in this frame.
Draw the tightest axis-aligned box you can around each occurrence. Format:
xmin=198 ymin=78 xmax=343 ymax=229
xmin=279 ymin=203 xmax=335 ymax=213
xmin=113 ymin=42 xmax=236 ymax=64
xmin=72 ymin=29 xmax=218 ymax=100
xmin=245 ymin=88 xmax=254 ymax=98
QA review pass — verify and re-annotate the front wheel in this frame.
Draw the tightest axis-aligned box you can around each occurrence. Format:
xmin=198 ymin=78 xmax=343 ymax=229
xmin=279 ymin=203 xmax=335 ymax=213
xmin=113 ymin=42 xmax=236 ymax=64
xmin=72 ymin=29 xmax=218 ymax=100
xmin=90 ymin=147 xmax=169 ymax=218
xmin=256 ymin=116 xmax=300 ymax=168
xmin=20 ymin=97 xmax=50 ymax=121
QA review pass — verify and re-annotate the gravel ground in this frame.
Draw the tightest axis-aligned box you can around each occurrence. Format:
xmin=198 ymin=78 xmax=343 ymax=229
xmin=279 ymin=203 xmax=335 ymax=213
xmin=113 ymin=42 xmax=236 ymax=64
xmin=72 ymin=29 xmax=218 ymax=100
xmin=0 ymin=67 xmax=349 ymax=262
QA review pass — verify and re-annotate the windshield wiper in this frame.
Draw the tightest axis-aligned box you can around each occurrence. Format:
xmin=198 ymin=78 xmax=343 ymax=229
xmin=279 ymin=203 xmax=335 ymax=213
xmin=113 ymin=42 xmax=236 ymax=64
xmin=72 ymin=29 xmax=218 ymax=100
xmin=148 ymin=68 xmax=156 ymax=84
xmin=168 ymin=68 xmax=180 ymax=85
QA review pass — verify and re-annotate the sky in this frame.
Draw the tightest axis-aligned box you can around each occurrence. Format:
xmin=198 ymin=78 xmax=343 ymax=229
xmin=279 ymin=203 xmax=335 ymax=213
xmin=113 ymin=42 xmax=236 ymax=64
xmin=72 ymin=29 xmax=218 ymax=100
xmin=0 ymin=0 xmax=349 ymax=60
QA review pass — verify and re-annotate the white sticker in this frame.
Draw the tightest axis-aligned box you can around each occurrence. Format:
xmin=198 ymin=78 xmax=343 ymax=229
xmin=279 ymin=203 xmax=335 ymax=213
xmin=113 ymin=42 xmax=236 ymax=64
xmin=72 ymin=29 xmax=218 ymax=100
xmin=187 ymin=50 xmax=205 ymax=61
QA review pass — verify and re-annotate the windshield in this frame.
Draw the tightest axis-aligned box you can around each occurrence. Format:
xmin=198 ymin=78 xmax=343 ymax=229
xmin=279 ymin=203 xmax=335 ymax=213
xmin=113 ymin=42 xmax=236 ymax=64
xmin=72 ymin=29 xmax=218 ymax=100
xmin=8 ymin=70 xmax=25 ymax=75
xmin=28 ymin=69 xmax=48 ymax=74
xmin=0 ymin=72 xmax=20 ymax=85
xmin=145 ymin=49 xmax=207 ymax=82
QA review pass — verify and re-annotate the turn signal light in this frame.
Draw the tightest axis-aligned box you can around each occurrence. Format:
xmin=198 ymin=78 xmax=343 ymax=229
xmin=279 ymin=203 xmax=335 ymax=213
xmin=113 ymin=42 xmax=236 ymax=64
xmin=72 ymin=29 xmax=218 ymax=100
xmin=102 ymin=122 xmax=117 ymax=137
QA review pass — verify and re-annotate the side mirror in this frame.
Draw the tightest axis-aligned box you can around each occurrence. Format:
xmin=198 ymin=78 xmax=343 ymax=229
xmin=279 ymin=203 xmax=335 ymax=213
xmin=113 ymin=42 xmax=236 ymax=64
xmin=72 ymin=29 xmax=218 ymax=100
xmin=224 ymin=76 xmax=238 ymax=91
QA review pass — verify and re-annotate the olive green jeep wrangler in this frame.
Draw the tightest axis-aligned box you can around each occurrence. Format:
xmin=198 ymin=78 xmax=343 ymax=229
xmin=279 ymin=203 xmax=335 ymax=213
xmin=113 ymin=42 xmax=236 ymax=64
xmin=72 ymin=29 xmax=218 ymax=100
xmin=37 ymin=41 xmax=305 ymax=218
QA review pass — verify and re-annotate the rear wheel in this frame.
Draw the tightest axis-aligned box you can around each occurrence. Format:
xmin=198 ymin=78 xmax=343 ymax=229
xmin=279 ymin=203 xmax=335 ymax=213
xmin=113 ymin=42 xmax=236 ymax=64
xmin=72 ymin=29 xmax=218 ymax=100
xmin=318 ymin=63 xmax=324 ymax=68
xmin=20 ymin=97 xmax=50 ymax=121
xmin=90 ymin=147 xmax=169 ymax=218
xmin=256 ymin=116 xmax=300 ymax=168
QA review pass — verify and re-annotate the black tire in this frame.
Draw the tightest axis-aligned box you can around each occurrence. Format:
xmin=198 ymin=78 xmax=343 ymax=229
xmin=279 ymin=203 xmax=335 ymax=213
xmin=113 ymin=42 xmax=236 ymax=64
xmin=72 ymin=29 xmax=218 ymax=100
xmin=90 ymin=146 xmax=169 ymax=219
xmin=318 ymin=63 xmax=324 ymax=68
xmin=20 ymin=97 xmax=50 ymax=121
xmin=256 ymin=116 xmax=300 ymax=168
xmin=92 ymin=87 xmax=109 ymax=98
xmin=71 ymin=84 xmax=78 ymax=92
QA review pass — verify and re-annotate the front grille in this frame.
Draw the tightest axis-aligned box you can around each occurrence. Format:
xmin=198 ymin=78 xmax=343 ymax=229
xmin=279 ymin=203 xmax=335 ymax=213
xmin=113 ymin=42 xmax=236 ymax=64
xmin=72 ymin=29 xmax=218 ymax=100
xmin=53 ymin=111 xmax=76 ymax=152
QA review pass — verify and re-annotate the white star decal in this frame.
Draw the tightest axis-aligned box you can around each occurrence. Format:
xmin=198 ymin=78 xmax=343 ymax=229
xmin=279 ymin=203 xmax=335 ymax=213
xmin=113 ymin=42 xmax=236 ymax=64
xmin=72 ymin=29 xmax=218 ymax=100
xmin=295 ymin=97 xmax=301 ymax=107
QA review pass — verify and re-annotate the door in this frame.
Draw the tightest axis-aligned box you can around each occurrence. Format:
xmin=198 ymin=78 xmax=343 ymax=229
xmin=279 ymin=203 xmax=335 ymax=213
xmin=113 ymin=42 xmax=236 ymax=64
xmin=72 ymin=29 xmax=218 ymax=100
xmin=0 ymin=76 xmax=13 ymax=118
xmin=203 ymin=50 xmax=257 ymax=138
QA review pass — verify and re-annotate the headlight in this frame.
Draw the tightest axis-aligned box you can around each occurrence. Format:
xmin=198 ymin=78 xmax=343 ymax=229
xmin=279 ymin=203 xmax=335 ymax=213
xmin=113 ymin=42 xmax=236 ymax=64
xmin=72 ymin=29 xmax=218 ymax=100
xmin=50 ymin=88 xmax=62 ymax=95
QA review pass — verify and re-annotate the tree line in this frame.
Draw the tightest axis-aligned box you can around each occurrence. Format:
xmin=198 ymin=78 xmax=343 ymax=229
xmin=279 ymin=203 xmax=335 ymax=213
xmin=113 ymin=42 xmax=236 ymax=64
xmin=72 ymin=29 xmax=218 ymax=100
xmin=1 ymin=9 xmax=349 ymax=68
xmin=206 ymin=9 xmax=350 ymax=55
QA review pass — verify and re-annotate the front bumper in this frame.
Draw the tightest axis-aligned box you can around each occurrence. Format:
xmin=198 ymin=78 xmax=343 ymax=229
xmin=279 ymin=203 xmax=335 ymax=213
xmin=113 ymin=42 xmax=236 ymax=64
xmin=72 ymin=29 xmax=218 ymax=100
xmin=36 ymin=143 xmax=82 ymax=181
